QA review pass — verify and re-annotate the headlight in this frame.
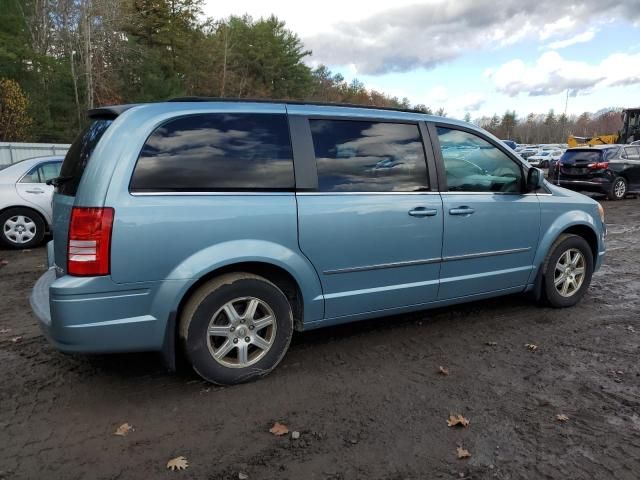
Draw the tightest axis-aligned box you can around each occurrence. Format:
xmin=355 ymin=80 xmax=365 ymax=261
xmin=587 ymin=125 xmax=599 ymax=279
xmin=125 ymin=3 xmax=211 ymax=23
xmin=597 ymin=203 xmax=605 ymax=224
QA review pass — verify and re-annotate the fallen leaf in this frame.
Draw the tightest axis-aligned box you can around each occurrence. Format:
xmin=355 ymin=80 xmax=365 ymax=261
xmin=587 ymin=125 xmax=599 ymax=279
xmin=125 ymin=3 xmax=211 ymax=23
xmin=10 ymin=336 xmax=23 ymax=343
xmin=486 ymin=341 xmax=497 ymax=346
xmin=0 ymin=328 xmax=11 ymax=334
xmin=269 ymin=422 xmax=289 ymax=436
xmin=438 ymin=366 xmax=450 ymax=376
xmin=167 ymin=456 xmax=188 ymax=471
xmin=556 ymin=414 xmax=569 ymax=422
xmin=238 ymin=473 xmax=249 ymax=480
xmin=291 ymin=431 xmax=300 ymax=439
xmin=0 ymin=259 xmax=8 ymax=266
xmin=113 ymin=423 xmax=134 ymax=436
xmin=447 ymin=414 xmax=470 ymax=428
xmin=525 ymin=343 xmax=538 ymax=352
xmin=456 ymin=446 xmax=471 ymax=459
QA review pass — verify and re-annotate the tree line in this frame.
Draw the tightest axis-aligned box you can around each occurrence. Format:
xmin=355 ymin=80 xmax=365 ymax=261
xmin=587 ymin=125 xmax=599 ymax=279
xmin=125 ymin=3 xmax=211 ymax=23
xmin=0 ymin=0 xmax=624 ymax=145
xmin=0 ymin=0 xmax=425 ymax=142
xmin=476 ymin=109 xmax=623 ymax=145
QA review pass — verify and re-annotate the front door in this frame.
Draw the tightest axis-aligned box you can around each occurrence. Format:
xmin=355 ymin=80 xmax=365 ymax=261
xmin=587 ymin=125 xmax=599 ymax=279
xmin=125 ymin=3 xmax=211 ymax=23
xmin=296 ymin=118 xmax=443 ymax=319
xmin=430 ymin=125 xmax=540 ymax=300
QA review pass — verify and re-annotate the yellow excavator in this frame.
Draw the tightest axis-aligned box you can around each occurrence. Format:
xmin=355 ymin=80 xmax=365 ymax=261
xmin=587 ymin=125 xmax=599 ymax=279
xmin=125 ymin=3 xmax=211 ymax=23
xmin=567 ymin=108 xmax=640 ymax=147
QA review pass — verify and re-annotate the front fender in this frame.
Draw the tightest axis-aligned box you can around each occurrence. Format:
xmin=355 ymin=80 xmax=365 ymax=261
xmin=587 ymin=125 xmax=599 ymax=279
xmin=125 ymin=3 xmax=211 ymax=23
xmin=160 ymin=239 xmax=324 ymax=323
xmin=530 ymin=209 xmax=601 ymax=284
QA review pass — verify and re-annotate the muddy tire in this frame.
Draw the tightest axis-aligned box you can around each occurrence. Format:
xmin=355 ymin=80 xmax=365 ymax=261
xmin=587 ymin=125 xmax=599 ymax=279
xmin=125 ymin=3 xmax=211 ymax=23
xmin=541 ymin=234 xmax=594 ymax=308
xmin=0 ymin=207 xmax=46 ymax=249
xmin=179 ymin=273 xmax=293 ymax=385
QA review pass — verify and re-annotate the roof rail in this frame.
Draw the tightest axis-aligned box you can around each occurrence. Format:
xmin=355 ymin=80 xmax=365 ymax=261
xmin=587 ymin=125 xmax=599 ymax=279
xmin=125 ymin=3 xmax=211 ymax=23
xmin=167 ymin=97 xmax=426 ymax=114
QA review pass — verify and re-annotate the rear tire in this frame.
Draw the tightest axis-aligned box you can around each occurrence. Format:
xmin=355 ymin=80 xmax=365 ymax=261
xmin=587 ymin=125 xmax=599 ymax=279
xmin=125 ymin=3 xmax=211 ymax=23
xmin=0 ymin=207 xmax=46 ymax=249
xmin=179 ymin=273 xmax=294 ymax=385
xmin=607 ymin=177 xmax=627 ymax=201
xmin=541 ymin=234 xmax=594 ymax=308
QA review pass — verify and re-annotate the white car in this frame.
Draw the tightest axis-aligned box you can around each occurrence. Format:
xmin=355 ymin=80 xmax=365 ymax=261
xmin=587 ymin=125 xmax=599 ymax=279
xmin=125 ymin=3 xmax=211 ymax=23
xmin=527 ymin=149 xmax=564 ymax=168
xmin=0 ymin=156 xmax=63 ymax=248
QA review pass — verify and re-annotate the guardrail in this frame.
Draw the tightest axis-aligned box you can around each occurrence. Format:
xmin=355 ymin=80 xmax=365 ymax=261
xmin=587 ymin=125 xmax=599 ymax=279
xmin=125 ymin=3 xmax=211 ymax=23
xmin=0 ymin=142 xmax=70 ymax=166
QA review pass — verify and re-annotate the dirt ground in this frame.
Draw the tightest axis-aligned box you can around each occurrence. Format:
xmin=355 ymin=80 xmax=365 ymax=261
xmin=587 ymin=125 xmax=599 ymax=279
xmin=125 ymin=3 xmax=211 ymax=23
xmin=1 ymin=199 xmax=640 ymax=480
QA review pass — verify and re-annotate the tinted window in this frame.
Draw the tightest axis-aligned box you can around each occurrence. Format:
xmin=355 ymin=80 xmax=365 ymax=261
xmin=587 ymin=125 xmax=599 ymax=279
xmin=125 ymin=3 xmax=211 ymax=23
xmin=560 ymin=150 xmax=603 ymax=163
xmin=59 ymin=119 xmax=113 ymax=196
xmin=310 ymin=120 xmax=429 ymax=192
xmin=624 ymin=146 xmax=640 ymax=160
xmin=19 ymin=162 xmax=62 ymax=183
xmin=130 ymin=114 xmax=294 ymax=192
xmin=436 ymin=127 xmax=522 ymax=192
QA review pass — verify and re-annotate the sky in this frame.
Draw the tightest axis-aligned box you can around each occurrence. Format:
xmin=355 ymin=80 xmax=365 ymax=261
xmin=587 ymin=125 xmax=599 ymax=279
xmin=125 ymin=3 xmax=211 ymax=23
xmin=203 ymin=0 xmax=640 ymax=120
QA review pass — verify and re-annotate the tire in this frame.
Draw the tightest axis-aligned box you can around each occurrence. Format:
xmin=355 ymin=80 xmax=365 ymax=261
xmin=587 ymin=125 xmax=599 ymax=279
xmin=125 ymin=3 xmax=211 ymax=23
xmin=541 ymin=234 xmax=594 ymax=308
xmin=0 ymin=207 xmax=46 ymax=249
xmin=607 ymin=177 xmax=627 ymax=201
xmin=179 ymin=272 xmax=294 ymax=385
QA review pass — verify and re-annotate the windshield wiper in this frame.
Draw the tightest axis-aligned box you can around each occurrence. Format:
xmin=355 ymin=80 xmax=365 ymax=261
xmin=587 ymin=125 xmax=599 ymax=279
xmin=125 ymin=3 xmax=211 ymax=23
xmin=46 ymin=175 xmax=73 ymax=187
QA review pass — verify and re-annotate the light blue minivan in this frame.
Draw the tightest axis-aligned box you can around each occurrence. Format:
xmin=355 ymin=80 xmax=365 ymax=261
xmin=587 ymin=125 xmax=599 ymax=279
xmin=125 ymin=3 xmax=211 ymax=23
xmin=30 ymin=100 xmax=606 ymax=384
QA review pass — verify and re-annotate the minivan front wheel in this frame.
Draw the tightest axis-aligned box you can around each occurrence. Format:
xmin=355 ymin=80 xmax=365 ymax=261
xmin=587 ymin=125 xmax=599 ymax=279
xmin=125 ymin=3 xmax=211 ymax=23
xmin=608 ymin=177 xmax=627 ymax=201
xmin=542 ymin=234 xmax=594 ymax=308
xmin=179 ymin=273 xmax=293 ymax=385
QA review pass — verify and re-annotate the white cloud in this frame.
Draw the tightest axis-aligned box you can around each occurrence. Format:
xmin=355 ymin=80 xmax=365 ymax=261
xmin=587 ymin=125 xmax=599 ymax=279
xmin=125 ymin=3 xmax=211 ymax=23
xmin=304 ymin=0 xmax=640 ymax=74
xmin=545 ymin=29 xmax=598 ymax=50
xmin=487 ymin=51 xmax=640 ymax=96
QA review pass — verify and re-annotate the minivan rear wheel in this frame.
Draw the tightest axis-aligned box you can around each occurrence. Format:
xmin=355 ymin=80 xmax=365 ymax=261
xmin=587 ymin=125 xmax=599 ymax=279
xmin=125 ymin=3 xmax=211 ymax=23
xmin=179 ymin=273 xmax=293 ymax=385
xmin=608 ymin=177 xmax=627 ymax=201
xmin=541 ymin=234 xmax=594 ymax=308
xmin=0 ymin=207 xmax=45 ymax=249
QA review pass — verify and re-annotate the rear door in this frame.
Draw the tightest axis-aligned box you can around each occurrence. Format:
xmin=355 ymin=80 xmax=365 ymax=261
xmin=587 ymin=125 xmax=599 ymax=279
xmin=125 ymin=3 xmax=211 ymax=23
xmin=558 ymin=148 xmax=606 ymax=179
xmin=15 ymin=161 xmax=61 ymax=221
xmin=294 ymin=114 xmax=443 ymax=319
xmin=429 ymin=123 xmax=540 ymax=300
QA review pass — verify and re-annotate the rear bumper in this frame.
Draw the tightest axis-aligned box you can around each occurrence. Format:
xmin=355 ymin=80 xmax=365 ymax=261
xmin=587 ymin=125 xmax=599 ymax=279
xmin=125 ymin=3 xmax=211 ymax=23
xmin=554 ymin=178 xmax=611 ymax=194
xmin=30 ymin=268 xmax=185 ymax=354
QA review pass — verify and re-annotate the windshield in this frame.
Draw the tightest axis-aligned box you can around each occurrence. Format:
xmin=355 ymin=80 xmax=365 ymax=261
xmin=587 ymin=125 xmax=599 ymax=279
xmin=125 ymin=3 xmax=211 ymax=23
xmin=58 ymin=119 xmax=113 ymax=196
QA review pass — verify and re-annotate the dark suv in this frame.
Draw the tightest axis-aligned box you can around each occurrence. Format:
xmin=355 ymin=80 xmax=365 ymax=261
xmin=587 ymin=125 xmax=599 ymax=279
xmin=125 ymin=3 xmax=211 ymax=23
xmin=550 ymin=145 xmax=640 ymax=200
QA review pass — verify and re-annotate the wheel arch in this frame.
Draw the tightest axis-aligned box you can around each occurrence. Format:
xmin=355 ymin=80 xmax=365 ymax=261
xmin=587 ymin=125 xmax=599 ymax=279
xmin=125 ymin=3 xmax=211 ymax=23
xmin=529 ymin=213 xmax=602 ymax=301
xmin=176 ymin=261 xmax=306 ymax=333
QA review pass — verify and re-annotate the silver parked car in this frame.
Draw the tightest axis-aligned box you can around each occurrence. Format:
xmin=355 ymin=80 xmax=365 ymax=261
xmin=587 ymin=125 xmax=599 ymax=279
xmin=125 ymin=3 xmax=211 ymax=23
xmin=0 ymin=156 xmax=63 ymax=248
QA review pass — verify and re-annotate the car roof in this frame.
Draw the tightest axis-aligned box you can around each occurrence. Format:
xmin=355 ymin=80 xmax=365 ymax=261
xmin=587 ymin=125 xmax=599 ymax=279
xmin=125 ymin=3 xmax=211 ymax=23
xmin=0 ymin=155 xmax=64 ymax=181
xmin=567 ymin=145 xmax=619 ymax=150
xmin=88 ymin=98 xmax=473 ymax=129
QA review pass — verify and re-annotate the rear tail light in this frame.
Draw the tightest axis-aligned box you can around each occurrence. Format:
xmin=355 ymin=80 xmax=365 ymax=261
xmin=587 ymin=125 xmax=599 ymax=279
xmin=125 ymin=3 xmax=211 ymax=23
xmin=67 ymin=207 xmax=114 ymax=276
xmin=588 ymin=161 xmax=609 ymax=170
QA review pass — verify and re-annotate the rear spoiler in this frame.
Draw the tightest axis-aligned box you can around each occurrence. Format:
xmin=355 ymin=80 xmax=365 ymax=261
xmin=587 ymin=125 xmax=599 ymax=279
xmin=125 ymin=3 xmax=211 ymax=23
xmin=87 ymin=104 xmax=138 ymax=119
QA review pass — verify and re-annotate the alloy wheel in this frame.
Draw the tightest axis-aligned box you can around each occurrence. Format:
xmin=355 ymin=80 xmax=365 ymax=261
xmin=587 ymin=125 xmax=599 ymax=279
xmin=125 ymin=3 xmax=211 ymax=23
xmin=554 ymin=248 xmax=586 ymax=298
xmin=206 ymin=297 xmax=277 ymax=368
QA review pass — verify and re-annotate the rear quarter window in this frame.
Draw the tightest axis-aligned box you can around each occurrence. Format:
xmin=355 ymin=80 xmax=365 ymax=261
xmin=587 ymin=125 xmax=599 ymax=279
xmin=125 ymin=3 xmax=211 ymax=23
xmin=130 ymin=113 xmax=294 ymax=192
xmin=58 ymin=119 xmax=113 ymax=196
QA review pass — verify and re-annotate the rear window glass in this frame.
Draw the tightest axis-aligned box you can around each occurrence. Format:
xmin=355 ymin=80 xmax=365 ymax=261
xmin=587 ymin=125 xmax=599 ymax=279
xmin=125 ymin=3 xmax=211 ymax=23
xmin=58 ymin=119 xmax=113 ymax=196
xmin=560 ymin=150 xmax=603 ymax=163
xmin=310 ymin=119 xmax=429 ymax=192
xmin=130 ymin=113 xmax=294 ymax=192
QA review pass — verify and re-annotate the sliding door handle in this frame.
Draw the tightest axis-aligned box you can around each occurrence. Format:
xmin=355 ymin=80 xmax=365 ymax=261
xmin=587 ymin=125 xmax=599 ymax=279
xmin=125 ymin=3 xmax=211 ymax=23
xmin=449 ymin=206 xmax=475 ymax=216
xmin=408 ymin=207 xmax=438 ymax=217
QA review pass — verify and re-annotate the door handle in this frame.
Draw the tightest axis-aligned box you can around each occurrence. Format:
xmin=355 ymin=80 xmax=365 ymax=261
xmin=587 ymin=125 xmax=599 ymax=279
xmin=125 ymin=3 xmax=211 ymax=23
xmin=449 ymin=206 xmax=475 ymax=216
xmin=25 ymin=188 xmax=45 ymax=194
xmin=408 ymin=207 xmax=438 ymax=217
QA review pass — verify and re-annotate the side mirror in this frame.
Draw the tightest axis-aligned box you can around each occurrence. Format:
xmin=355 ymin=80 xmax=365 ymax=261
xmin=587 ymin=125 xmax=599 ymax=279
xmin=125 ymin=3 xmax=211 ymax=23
xmin=527 ymin=167 xmax=545 ymax=192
